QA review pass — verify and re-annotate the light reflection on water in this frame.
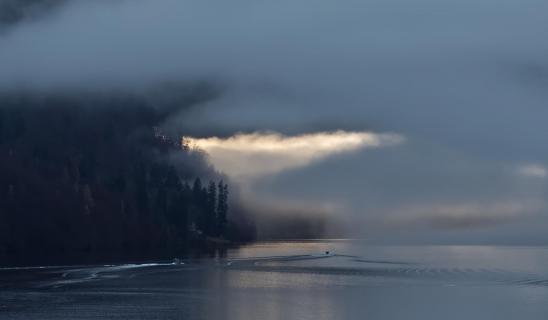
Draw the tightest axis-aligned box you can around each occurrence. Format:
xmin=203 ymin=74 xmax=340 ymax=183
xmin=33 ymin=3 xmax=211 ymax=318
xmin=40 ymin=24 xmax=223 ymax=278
xmin=216 ymin=241 xmax=548 ymax=320
xmin=2 ymin=241 xmax=548 ymax=320
xmin=231 ymin=241 xmax=548 ymax=272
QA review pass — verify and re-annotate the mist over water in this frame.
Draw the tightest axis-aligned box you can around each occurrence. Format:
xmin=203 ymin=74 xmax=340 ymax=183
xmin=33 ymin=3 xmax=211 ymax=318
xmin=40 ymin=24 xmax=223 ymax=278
xmin=2 ymin=1 xmax=548 ymax=319
xmin=1 ymin=0 xmax=548 ymax=243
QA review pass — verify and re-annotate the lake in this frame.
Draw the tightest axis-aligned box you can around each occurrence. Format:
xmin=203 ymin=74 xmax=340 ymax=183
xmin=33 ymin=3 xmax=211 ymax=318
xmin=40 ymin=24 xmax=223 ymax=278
xmin=2 ymin=241 xmax=548 ymax=319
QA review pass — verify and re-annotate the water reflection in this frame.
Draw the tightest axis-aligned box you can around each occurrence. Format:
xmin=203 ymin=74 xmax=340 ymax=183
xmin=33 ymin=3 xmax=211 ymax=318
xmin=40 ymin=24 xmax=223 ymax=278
xmin=2 ymin=241 xmax=548 ymax=320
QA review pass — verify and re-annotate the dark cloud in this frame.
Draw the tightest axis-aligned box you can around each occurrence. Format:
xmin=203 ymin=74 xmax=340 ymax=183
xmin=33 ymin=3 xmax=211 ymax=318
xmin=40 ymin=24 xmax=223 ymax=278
xmin=0 ymin=0 xmax=65 ymax=28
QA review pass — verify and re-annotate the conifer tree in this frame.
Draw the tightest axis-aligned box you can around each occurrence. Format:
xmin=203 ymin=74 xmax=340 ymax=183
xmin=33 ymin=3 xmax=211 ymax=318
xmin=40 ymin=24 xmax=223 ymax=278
xmin=217 ymin=181 xmax=228 ymax=237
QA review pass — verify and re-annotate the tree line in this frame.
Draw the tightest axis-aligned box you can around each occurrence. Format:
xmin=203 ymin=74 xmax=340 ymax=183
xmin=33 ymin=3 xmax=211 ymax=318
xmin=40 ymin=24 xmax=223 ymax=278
xmin=0 ymin=89 xmax=255 ymax=260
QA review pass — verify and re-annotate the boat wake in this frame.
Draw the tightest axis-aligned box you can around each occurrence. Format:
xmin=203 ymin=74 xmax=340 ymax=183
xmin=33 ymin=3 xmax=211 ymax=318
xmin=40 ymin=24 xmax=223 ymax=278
xmin=10 ymin=253 xmax=548 ymax=290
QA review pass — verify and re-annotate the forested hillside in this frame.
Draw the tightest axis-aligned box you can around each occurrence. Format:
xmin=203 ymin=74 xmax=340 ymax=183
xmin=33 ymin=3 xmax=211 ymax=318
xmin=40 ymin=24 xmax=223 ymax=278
xmin=0 ymin=88 xmax=255 ymax=261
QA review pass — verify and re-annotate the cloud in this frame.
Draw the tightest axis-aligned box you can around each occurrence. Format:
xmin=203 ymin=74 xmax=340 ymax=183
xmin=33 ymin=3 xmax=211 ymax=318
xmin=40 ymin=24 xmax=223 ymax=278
xmin=184 ymin=131 xmax=404 ymax=178
xmin=0 ymin=0 xmax=65 ymax=28
xmin=517 ymin=164 xmax=547 ymax=178
xmin=1 ymin=0 xmax=548 ymax=243
xmin=386 ymin=201 xmax=542 ymax=230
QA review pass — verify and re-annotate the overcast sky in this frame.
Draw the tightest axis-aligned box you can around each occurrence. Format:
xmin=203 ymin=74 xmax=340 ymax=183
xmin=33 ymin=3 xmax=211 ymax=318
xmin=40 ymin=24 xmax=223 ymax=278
xmin=1 ymin=0 xmax=548 ymax=243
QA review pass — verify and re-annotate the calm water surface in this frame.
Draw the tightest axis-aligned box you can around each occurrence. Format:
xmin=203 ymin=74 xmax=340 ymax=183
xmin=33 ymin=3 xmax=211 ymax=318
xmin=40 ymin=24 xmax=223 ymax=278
xmin=2 ymin=241 xmax=548 ymax=319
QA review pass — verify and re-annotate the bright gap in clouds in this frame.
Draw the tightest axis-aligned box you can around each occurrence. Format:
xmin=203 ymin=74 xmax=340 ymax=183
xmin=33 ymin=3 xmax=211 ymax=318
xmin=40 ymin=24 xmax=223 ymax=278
xmin=517 ymin=164 xmax=548 ymax=178
xmin=185 ymin=131 xmax=404 ymax=179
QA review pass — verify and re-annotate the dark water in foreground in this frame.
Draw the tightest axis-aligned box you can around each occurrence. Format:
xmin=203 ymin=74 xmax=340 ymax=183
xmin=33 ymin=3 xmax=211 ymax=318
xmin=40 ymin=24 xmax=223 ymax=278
xmin=2 ymin=241 xmax=548 ymax=319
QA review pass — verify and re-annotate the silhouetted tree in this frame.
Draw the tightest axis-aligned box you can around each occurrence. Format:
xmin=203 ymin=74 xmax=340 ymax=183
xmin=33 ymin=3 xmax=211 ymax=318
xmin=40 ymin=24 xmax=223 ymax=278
xmin=217 ymin=181 xmax=228 ymax=237
xmin=205 ymin=181 xmax=217 ymax=236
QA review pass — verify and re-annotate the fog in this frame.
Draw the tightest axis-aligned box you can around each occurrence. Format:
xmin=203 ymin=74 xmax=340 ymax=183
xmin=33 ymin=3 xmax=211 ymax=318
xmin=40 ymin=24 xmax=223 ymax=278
xmin=1 ymin=0 xmax=547 ymax=243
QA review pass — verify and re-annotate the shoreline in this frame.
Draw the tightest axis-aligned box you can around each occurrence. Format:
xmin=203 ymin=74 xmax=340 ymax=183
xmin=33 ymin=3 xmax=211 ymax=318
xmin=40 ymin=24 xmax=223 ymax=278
xmin=0 ymin=238 xmax=248 ymax=269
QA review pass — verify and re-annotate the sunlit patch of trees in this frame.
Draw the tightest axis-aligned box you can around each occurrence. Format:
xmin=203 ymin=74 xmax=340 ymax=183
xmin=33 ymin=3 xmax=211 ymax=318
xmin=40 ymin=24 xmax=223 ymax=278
xmin=0 ymin=90 xmax=255 ymax=259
